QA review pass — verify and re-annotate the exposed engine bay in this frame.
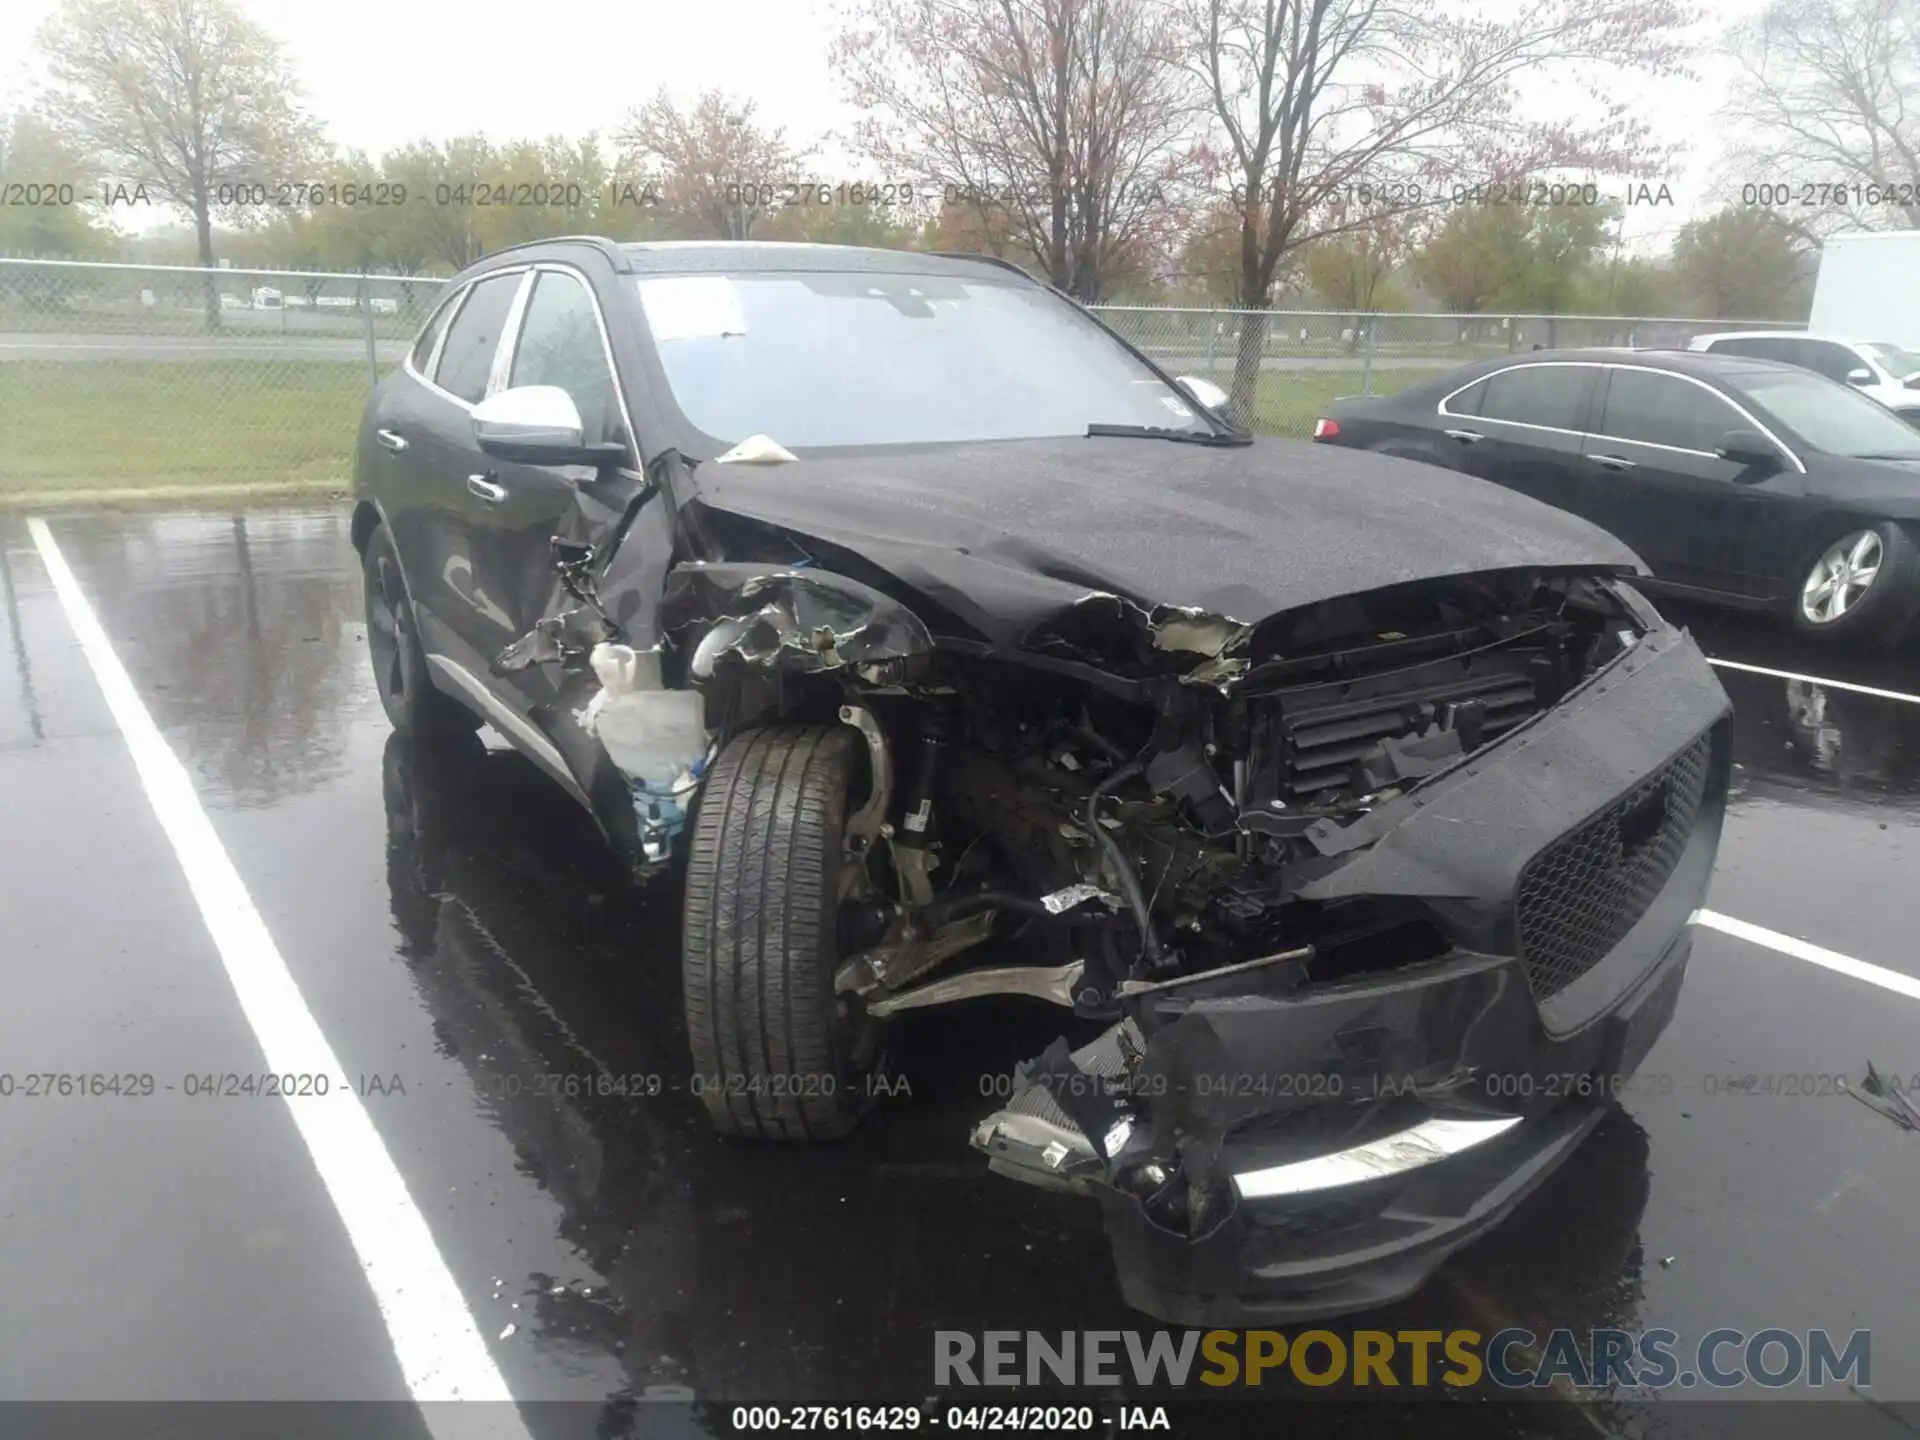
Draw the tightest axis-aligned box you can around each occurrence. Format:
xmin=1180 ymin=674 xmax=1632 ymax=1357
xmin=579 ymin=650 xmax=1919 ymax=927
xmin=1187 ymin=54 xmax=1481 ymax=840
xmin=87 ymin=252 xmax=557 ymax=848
xmin=670 ymin=566 xmax=1646 ymax=1019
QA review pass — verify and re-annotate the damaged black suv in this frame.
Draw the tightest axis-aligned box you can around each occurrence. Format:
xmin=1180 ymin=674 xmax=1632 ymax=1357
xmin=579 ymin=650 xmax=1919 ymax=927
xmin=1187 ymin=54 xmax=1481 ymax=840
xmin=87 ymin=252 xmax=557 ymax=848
xmin=353 ymin=237 xmax=1732 ymax=1324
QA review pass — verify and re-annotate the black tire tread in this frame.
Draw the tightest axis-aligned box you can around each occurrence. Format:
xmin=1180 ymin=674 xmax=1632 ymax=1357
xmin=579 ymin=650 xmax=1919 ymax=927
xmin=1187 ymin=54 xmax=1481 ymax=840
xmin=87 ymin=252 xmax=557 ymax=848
xmin=682 ymin=725 xmax=865 ymax=1140
xmin=363 ymin=526 xmax=481 ymax=736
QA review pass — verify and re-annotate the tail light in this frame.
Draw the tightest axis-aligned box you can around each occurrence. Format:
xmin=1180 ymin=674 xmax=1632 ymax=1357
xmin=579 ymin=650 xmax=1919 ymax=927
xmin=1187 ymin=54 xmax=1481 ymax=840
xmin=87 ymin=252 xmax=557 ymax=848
xmin=1313 ymin=417 xmax=1341 ymax=440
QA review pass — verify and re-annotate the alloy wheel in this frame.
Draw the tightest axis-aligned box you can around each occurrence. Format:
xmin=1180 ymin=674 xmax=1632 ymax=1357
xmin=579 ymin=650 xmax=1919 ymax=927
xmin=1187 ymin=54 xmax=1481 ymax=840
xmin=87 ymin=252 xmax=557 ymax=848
xmin=367 ymin=553 xmax=409 ymax=703
xmin=1800 ymin=530 xmax=1883 ymax=625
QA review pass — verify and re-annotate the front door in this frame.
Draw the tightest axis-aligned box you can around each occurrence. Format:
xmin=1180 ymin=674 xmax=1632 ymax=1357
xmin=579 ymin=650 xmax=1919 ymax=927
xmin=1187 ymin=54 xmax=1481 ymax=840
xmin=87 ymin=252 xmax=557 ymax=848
xmin=478 ymin=268 xmax=640 ymax=665
xmin=1578 ymin=367 xmax=1804 ymax=599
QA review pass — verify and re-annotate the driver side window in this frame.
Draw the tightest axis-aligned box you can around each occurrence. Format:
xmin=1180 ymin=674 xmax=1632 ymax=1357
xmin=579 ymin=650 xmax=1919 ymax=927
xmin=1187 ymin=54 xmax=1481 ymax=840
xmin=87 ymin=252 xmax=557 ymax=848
xmin=1597 ymin=369 xmax=1742 ymax=453
xmin=509 ymin=271 xmax=625 ymax=448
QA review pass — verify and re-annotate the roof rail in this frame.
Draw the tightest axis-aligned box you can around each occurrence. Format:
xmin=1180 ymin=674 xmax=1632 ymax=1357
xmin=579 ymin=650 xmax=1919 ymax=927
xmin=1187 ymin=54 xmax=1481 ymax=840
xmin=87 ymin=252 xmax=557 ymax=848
xmin=474 ymin=235 xmax=631 ymax=272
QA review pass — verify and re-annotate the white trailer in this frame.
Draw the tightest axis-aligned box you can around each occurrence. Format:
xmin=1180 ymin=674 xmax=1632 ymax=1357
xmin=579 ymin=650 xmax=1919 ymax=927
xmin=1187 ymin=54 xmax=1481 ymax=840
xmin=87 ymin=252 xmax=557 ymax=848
xmin=1809 ymin=230 xmax=1920 ymax=347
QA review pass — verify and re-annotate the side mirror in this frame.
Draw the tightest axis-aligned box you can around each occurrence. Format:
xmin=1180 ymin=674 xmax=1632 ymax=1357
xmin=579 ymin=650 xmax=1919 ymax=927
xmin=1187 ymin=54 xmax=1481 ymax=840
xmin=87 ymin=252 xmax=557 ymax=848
xmin=473 ymin=385 xmax=623 ymax=467
xmin=1173 ymin=375 xmax=1230 ymax=412
xmin=1846 ymin=367 xmax=1875 ymax=386
xmin=1716 ymin=427 xmax=1783 ymax=471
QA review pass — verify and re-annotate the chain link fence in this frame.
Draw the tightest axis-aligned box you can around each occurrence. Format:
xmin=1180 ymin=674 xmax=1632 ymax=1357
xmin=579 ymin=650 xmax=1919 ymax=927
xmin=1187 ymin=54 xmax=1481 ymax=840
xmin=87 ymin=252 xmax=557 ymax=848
xmin=0 ymin=257 xmax=1803 ymax=498
xmin=0 ymin=258 xmax=449 ymax=497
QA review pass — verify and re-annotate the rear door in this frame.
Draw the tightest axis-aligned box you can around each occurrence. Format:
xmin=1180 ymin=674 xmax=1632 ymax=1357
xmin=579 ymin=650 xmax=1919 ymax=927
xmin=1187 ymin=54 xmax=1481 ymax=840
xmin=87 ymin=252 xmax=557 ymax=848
xmin=359 ymin=284 xmax=462 ymax=576
xmin=404 ymin=269 xmax=534 ymax=669
xmin=1436 ymin=362 xmax=1599 ymax=516
xmin=1578 ymin=367 xmax=1805 ymax=599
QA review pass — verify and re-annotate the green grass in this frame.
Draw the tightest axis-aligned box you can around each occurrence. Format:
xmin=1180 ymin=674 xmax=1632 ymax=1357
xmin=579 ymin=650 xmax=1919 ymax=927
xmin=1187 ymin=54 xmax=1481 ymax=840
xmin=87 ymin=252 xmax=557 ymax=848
xmin=1244 ymin=368 xmax=1425 ymax=438
xmin=0 ymin=357 xmax=1427 ymax=508
xmin=0 ymin=360 xmax=370 ymax=506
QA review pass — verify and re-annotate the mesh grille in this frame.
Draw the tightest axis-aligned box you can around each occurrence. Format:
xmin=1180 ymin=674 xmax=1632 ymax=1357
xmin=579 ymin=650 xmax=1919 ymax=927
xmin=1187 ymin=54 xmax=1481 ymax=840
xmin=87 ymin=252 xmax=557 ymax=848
xmin=1516 ymin=730 xmax=1714 ymax=1001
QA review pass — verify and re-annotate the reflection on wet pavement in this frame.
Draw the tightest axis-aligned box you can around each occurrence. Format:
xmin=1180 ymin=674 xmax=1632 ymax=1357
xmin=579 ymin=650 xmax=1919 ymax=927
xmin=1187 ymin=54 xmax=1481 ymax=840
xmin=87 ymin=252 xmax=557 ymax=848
xmin=0 ymin=509 xmax=368 ymax=802
xmin=1724 ymin=669 xmax=1920 ymax=803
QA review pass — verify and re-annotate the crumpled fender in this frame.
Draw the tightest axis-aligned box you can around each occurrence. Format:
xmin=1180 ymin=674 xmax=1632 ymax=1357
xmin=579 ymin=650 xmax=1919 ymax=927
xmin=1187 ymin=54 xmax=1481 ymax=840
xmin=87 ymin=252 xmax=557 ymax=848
xmin=660 ymin=562 xmax=936 ymax=681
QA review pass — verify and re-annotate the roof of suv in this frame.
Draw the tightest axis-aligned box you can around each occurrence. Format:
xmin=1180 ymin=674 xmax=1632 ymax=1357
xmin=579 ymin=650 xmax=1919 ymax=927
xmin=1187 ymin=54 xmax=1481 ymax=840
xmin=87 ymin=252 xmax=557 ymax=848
xmin=455 ymin=235 xmax=1033 ymax=284
xmin=619 ymin=240 xmax=1029 ymax=280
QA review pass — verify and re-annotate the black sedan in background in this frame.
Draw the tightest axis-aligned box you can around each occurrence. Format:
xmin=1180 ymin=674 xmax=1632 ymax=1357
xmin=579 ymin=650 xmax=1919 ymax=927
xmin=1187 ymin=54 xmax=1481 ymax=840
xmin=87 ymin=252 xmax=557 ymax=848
xmin=1314 ymin=349 xmax=1920 ymax=644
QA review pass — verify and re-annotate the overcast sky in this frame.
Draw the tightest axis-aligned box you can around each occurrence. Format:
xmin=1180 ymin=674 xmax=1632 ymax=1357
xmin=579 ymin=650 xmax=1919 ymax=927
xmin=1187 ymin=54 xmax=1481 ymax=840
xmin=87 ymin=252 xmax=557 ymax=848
xmin=1 ymin=0 xmax=1771 ymax=250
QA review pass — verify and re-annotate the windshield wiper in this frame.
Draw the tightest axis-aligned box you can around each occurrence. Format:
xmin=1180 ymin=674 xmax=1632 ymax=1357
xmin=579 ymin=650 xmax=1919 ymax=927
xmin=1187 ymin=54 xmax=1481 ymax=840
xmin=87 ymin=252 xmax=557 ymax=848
xmin=1087 ymin=422 xmax=1252 ymax=447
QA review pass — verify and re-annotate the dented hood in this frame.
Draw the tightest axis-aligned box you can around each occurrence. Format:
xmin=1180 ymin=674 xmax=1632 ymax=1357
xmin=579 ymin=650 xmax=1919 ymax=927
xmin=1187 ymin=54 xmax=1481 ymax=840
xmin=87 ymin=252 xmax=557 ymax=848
xmin=690 ymin=436 xmax=1643 ymax=640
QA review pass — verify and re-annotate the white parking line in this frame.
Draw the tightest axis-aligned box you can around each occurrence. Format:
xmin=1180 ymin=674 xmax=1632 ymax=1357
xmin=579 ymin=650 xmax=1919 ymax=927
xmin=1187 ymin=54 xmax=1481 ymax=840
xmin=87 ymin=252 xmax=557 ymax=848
xmin=1705 ymin=657 xmax=1920 ymax=707
xmin=1696 ymin=909 xmax=1920 ymax=1002
xmin=27 ymin=519 xmax=529 ymax=1437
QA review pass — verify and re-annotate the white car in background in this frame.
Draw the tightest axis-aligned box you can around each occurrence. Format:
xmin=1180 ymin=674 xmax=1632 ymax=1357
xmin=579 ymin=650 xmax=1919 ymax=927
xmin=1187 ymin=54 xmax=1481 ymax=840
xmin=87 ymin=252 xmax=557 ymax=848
xmin=1688 ymin=331 xmax=1920 ymax=425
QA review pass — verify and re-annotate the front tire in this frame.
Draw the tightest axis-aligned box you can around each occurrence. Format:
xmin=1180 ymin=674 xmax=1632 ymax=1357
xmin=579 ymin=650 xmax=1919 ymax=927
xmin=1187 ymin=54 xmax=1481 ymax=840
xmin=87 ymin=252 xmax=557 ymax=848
xmin=1791 ymin=522 xmax=1920 ymax=646
xmin=363 ymin=525 xmax=481 ymax=736
xmin=681 ymin=725 xmax=881 ymax=1140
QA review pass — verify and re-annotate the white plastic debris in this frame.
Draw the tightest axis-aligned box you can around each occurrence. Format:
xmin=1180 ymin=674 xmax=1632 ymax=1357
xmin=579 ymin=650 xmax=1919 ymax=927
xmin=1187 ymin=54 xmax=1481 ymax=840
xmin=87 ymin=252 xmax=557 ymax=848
xmin=499 ymin=1323 xmax=517 ymax=1340
xmin=580 ymin=643 xmax=712 ymax=860
xmin=582 ymin=645 xmax=707 ymax=772
xmin=714 ymin=434 xmax=798 ymax=465
xmin=1041 ymin=882 xmax=1112 ymax=915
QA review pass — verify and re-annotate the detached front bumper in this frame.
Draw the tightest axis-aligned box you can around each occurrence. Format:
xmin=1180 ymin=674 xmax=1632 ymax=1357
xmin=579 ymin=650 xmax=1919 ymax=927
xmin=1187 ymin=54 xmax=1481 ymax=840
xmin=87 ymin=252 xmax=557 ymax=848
xmin=973 ymin=622 xmax=1731 ymax=1325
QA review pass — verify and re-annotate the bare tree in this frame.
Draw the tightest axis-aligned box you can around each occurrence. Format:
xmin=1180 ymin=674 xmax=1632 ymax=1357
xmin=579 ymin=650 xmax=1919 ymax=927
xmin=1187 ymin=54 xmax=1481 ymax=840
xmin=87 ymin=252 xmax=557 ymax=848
xmin=1718 ymin=0 xmax=1920 ymax=235
xmin=833 ymin=0 xmax=1198 ymax=301
xmin=35 ymin=0 xmax=323 ymax=327
xmin=1181 ymin=0 xmax=1694 ymax=415
xmin=616 ymin=90 xmax=814 ymax=240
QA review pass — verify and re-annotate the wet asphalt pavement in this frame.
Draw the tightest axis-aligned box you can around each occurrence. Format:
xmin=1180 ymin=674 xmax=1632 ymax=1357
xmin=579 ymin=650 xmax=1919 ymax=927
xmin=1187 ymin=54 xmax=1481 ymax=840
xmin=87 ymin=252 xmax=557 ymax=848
xmin=3 ymin=505 xmax=1920 ymax=1437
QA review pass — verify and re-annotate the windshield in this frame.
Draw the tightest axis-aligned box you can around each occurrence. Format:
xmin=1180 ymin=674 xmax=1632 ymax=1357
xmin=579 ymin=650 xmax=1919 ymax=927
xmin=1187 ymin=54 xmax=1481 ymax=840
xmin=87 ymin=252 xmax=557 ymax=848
xmin=633 ymin=271 xmax=1209 ymax=448
xmin=1862 ymin=342 xmax=1920 ymax=379
xmin=1735 ymin=370 xmax=1920 ymax=459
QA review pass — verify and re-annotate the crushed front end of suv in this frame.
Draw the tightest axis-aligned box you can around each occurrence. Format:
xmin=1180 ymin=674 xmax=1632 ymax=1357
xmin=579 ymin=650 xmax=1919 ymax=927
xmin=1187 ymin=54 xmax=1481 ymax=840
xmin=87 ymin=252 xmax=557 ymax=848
xmin=353 ymin=238 xmax=1732 ymax=1325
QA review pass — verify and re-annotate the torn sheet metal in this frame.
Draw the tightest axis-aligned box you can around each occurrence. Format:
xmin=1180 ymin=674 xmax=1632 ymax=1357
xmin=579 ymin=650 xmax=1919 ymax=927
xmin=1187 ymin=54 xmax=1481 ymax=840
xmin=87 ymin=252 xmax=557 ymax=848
xmin=493 ymin=539 xmax=620 ymax=674
xmin=490 ymin=449 xmax=707 ymax=679
xmin=661 ymin=562 xmax=935 ymax=682
xmin=1019 ymin=592 xmax=1254 ymax=691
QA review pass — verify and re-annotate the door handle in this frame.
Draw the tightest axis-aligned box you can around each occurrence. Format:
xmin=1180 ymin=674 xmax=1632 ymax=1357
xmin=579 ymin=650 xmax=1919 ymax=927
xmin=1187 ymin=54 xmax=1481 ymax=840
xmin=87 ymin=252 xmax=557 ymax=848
xmin=1443 ymin=429 xmax=1483 ymax=444
xmin=467 ymin=474 xmax=507 ymax=503
xmin=375 ymin=427 xmax=407 ymax=453
xmin=1592 ymin=454 xmax=1637 ymax=471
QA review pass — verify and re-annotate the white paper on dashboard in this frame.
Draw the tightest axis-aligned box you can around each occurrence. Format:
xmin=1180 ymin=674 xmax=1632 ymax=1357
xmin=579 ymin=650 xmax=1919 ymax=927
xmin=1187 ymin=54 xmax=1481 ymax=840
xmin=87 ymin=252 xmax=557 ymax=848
xmin=640 ymin=276 xmax=747 ymax=342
